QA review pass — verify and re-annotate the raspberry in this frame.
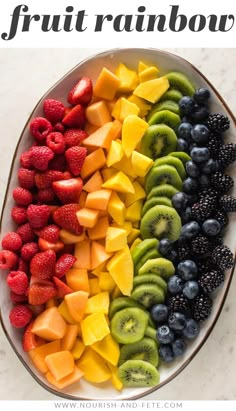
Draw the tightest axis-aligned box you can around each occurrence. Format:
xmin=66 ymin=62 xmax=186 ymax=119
xmin=46 ymin=132 xmax=65 ymax=154
xmin=35 ymin=170 xmax=64 ymax=189
xmin=2 ymin=232 xmax=22 ymax=251
xmin=18 ymin=168 xmax=35 ymax=189
xmin=0 ymin=250 xmax=18 ymax=270
xmin=20 ymin=150 xmax=32 ymax=169
xmin=11 ymin=206 xmax=28 ymax=225
xmin=37 ymin=188 xmax=55 ymax=203
xmin=53 ymin=122 xmax=65 ymax=133
xmin=34 ymin=224 xmax=60 ymax=243
xmin=10 ymin=291 xmax=28 ymax=305
xmin=17 ymin=223 xmax=36 ymax=244
xmin=9 ymin=305 xmax=33 ymax=328
xmin=30 ymin=117 xmax=53 ymax=141
xmin=29 ymin=146 xmax=54 ymax=171
xmin=64 ymin=128 xmax=88 ymax=147
xmin=48 ymin=155 xmax=66 ymax=171
xmin=13 ymin=187 xmax=33 ymax=206
xmin=21 ymin=242 xmax=39 ymax=261
xmin=30 ymin=250 xmax=56 ymax=280
xmin=27 ymin=204 xmax=51 ymax=229
xmin=55 ymin=253 xmax=77 ymax=278
xmin=43 ymin=99 xmax=65 ymax=123
xmin=65 ymin=146 xmax=87 ymax=176
xmin=17 ymin=258 xmax=29 ymax=273
xmin=7 ymin=271 xmax=29 ymax=295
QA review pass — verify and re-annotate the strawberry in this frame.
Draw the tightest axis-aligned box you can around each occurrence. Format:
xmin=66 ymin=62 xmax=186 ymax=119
xmin=38 ymin=238 xmax=64 ymax=253
xmin=21 ymin=242 xmax=39 ymax=262
xmin=49 ymin=155 xmax=66 ymax=171
xmin=37 ymin=188 xmax=55 ymax=203
xmin=18 ymin=168 xmax=35 ymax=189
xmin=46 ymin=132 xmax=65 ymax=154
xmin=9 ymin=305 xmax=33 ymax=328
xmin=22 ymin=320 xmax=45 ymax=352
xmin=30 ymin=250 xmax=56 ymax=279
xmin=27 ymin=204 xmax=51 ymax=229
xmin=20 ymin=151 xmax=32 ymax=169
xmin=53 ymin=122 xmax=65 ymax=133
xmin=11 ymin=206 xmax=28 ymax=225
xmin=30 ymin=117 xmax=53 ymax=141
xmin=29 ymin=146 xmax=54 ymax=171
xmin=7 ymin=271 xmax=29 ymax=295
xmin=62 ymin=104 xmax=86 ymax=128
xmin=53 ymin=203 xmax=82 ymax=235
xmin=0 ymin=250 xmax=18 ymax=270
xmin=65 ymin=146 xmax=87 ymax=176
xmin=34 ymin=224 xmax=60 ymax=243
xmin=43 ymin=99 xmax=65 ymax=123
xmin=53 ymin=178 xmax=83 ymax=204
xmin=13 ymin=187 xmax=33 ymax=206
xmin=28 ymin=280 xmax=56 ymax=305
xmin=55 ymin=253 xmax=77 ymax=278
xmin=35 ymin=170 xmax=64 ymax=189
xmin=67 ymin=77 xmax=93 ymax=106
xmin=2 ymin=232 xmax=22 ymax=251
xmin=64 ymin=128 xmax=88 ymax=147
xmin=10 ymin=291 xmax=28 ymax=305
xmin=53 ymin=276 xmax=73 ymax=298
xmin=17 ymin=223 xmax=36 ymax=244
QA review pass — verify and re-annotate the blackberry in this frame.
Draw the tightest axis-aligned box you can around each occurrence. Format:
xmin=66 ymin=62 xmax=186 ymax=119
xmin=209 ymin=233 xmax=224 ymax=248
xmin=191 ymin=234 xmax=211 ymax=256
xmin=212 ymin=209 xmax=229 ymax=228
xmin=210 ymin=171 xmax=234 ymax=194
xmin=219 ymin=195 xmax=236 ymax=212
xmin=198 ymin=269 xmax=225 ymax=293
xmin=176 ymin=242 xmax=192 ymax=261
xmin=167 ymin=293 xmax=191 ymax=315
xmin=197 ymin=258 xmax=216 ymax=275
xmin=217 ymin=143 xmax=236 ymax=169
xmin=192 ymin=294 xmax=212 ymax=321
xmin=212 ymin=245 xmax=234 ymax=270
xmin=206 ymin=113 xmax=230 ymax=133
xmin=206 ymin=132 xmax=223 ymax=158
xmin=199 ymin=188 xmax=218 ymax=201
xmin=191 ymin=195 xmax=216 ymax=222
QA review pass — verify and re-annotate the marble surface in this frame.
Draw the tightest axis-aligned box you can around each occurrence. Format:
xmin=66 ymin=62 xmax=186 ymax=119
xmin=0 ymin=48 xmax=236 ymax=401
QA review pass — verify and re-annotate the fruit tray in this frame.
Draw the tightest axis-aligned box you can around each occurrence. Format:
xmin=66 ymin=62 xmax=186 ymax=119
xmin=0 ymin=48 xmax=236 ymax=400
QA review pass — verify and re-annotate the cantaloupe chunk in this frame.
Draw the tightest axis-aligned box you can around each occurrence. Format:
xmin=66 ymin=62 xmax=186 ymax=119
xmin=112 ymin=154 xmax=137 ymax=178
xmin=77 ymin=347 xmax=111 ymax=383
xmin=87 ymin=216 xmax=109 ymax=240
xmin=85 ymin=291 xmax=110 ymax=315
xmin=126 ymin=200 xmax=143 ymax=223
xmin=127 ymin=228 xmax=140 ymax=245
xmin=122 ymin=115 xmax=149 ymax=158
xmin=31 ymin=307 xmax=67 ymax=341
xmin=45 ymin=350 xmax=75 ymax=381
xmin=59 ymin=229 xmax=86 ymax=245
xmin=76 ymin=208 xmax=99 ymax=228
xmin=101 ymin=167 xmax=117 ymax=182
xmin=84 ymin=123 xmax=99 ymax=135
xmin=105 ymin=227 xmax=127 ymax=252
xmin=58 ymin=300 xmax=76 ymax=325
xmin=61 ymin=325 xmax=79 ymax=350
xmin=93 ymin=67 xmax=120 ymax=100
xmin=46 ymin=366 xmax=84 ymax=389
xmin=83 ymin=171 xmax=103 ymax=193
xmin=106 ymin=140 xmax=124 ymax=167
xmin=74 ymin=240 xmax=91 ymax=270
xmin=91 ymin=334 xmax=120 ymax=366
xmin=112 ymin=97 xmax=140 ymax=122
xmin=133 ymin=76 xmax=170 ymax=103
xmin=131 ymin=150 xmax=154 ymax=177
xmin=83 ymin=122 xmax=115 ymax=150
xmin=116 ymin=63 xmax=139 ymax=93
xmin=139 ymin=66 xmax=159 ymax=82
xmin=81 ymin=312 xmax=110 ymax=346
xmin=85 ymin=189 xmax=112 ymax=211
xmin=66 ymin=268 xmax=90 ymax=293
xmin=29 ymin=340 xmax=61 ymax=374
xmin=85 ymin=101 xmax=111 ymax=127
xmin=88 ymin=277 xmax=101 ymax=295
xmin=81 ymin=148 xmax=106 ymax=180
xmin=45 ymin=297 xmax=58 ymax=309
xmin=107 ymin=245 xmax=134 ymax=296
xmin=65 ymin=291 xmax=89 ymax=323
xmin=102 ymin=171 xmax=134 ymax=194
xmin=71 ymin=338 xmax=85 ymax=360
xmin=127 ymin=94 xmax=151 ymax=117
xmin=125 ymin=181 xmax=146 ymax=207
xmin=98 ymin=272 xmax=116 ymax=293
xmin=107 ymin=192 xmax=125 ymax=225
xmin=90 ymin=241 xmax=112 ymax=270
xmin=78 ymin=190 xmax=87 ymax=208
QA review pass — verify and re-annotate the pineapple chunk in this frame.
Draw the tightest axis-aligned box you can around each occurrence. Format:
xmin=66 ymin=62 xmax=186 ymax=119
xmin=91 ymin=334 xmax=120 ymax=366
xmin=139 ymin=66 xmax=159 ymax=82
xmin=106 ymin=140 xmax=124 ymax=167
xmin=131 ymin=151 xmax=154 ymax=177
xmin=102 ymin=171 xmax=135 ymax=194
xmin=107 ymin=245 xmax=134 ymax=296
xmin=122 ymin=115 xmax=148 ymax=158
xmin=112 ymin=97 xmax=140 ymax=122
xmin=125 ymin=181 xmax=146 ymax=207
xmin=133 ymin=76 xmax=169 ymax=103
xmin=81 ymin=312 xmax=110 ymax=345
xmin=77 ymin=347 xmax=111 ymax=383
xmin=99 ymin=272 xmax=116 ymax=293
xmin=105 ymin=227 xmax=127 ymax=252
xmin=125 ymin=200 xmax=143 ymax=223
xmin=127 ymin=95 xmax=151 ymax=117
xmin=115 ymin=63 xmax=139 ymax=93
xmin=85 ymin=291 xmax=110 ymax=315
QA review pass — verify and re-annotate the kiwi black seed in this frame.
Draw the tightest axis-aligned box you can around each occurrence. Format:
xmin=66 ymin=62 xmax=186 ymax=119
xmin=118 ymin=337 xmax=159 ymax=367
xmin=134 ymin=248 xmax=161 ymax=276
xmin=154 ymin=156 xmax=186 ymax=180
xmin=138 ymin=257 xmax=175 ymax=280
xmin=140 ymin=205 xmax=182 ymax=242
xmin=147 ymin=184 xmax=179 ymax=201
xmin=131 ymin=283 xmax=165 ymax=308
xmin=133 ymin=273 xmax=167 ymax=293
xmin=147 ymin=100 xmax=180 ymax=122
xmin=169 ymin=151 xmax=191 ymax=165
xmin=165 ymin=72 xmax=195 ymax=96
xmin=160 ymin=88 xmax=183 ymax=103
xmin=131 ymin=238 xmax=159 ymax=267
xmin=111 ymin=307 xmax=149 ymax=344
xmin=142 ymin=197 xmax=173 ymax=217
xmin=139 ymin=124 xmax=178 ymax=160
xmin=148 ymin=110 xmax=181 ymax=132
xmin=118 ymin=359 xmax=160 ymax=387
xmin=109 ymin=296 xmax=143 ymax=319
xmin=145 ymin=165 xmax=183 ymax=193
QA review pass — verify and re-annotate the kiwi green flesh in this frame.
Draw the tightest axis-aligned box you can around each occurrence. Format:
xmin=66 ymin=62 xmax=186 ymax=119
xmin=134 ymin=248 xmax=161 ymax=276
xmin=145 ymin=326 xmax=158 ymax=343
xmin=145 ymin=165 xmax=183 ymax=193
xmin=118 ymin=337 xmax=159 ymax=367
xmin=139 ymin=124 xmax=177 ymax=160
xmin=147 ymin=184 xmax=179 ymax=200
xmin=138 ymin=257 xmax=175 ymax=280
xmin=154 ymin=156 xmax=186 ymax=180
xmin=109 ymin=297 xmax=143 ymax=319
xmin=131 ymin=238 xmax=159 ymax=267
xmin=148 ymin=110 xmax=181 ymax=132
xmin=133 ymin=273 xmax=167 ymax=292
xmin=131 ymin=283 xmax=165 ymax=308
xmin=111 ymin=307 xmax=149 ymax=344
xmin=142 ymin=197 xmax=172 ymax=217
xmin=147 ymin=100 xmax=180 ymax=121
xmin=118 ymin=359 xmax=160 ymax=387
xmin=160 ymin=88 xmax=183 ymax=103
xmin=140 ymin=205 xmax=182 ymax=242
xmin=170 ymin=151 xmax=191 ymax=165
xmin=165 ymin=71 xmax=195 ymax=96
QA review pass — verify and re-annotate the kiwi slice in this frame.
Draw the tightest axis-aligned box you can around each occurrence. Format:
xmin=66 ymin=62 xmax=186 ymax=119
xmin=118 ymin=359 xmax=160 ymax=387
xmin=160 ymin=88 xmax=183 ymax=103
xmin=142 ymin=197 xmax=172 ymax=217
xmin=138 ymin=257 xmax=175 ymax=280
xmin=131 ymin=283 xmax=165 ymax=308
xmin=134 ymin=248 xmax=160 ymax=276
xmin=148 ymin=110 xmax=181 ymax=132
xmin=111 ymin=307 xmax=149 ymax=344
xmin=139 ymin=124 xmax=177 ymax=160
xmin=145 ymin=326 xmax=158 ymax=342
xmin=170 ymin=151 xmax=191 ymax=165
xmin=165 ymin=71 xmax=195 ymax=96
xmin=118 ymin=337 xmax=159 ymax=367
xmin=147 ymin=184 xmax=179 ymax=201
xmin=131 ymin=238 xmax=159 ymax=267
xmin=109 ymin=296 xmax=142 ymax=319
xmin=154 ymin=156 xmax=186 ymax=180
xmin=147 ymin=100 xmax=180 ymax=121
xmin=145 ymin=165 xmax=183 ymax=193
xmin=133 ymin=273 xmax=167 ymax=293
xmin=140 ymin=205 xmax=182 ymax=242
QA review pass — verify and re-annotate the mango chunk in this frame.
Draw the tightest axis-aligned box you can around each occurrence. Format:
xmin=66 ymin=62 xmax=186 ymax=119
xmin=31 ymin=307 xmax=67 ymax=341
xmin=64 ymin=291 xmax=89 ymax=323
xmin=138 ymin=61 xmax=149 ymax=73
xmin=45 ymin=350 xmax=75 ymax=381
xmin=126 ymin=200 xmax=143 ymax=223
xmin=46 ymin=366 xmax=83 ymax=389
xmin=127 ymin=95 xmax=151 ymax=117
xmin=83 ymin=171 xmax=103 ymax=193
xmin=106 ymin=140 xmax=124 ymax=167
xmin=131 ymin=150 xmax=154 ymax=177
xmin=88 ymin=277 xmax=101 ymax=295
xmin=101 ymin=167 xmax=117 ymax=182
xmin=98 ymin=272 xmax=116 ymax=293
xmin=115 ymin=63 xmax=139 ymax=93
xmin=102 ymin=171 xmax=135 ymax=194
xmin=77 ymin=347 xmax=111 ymax=383
xmin=139 ymin=66 xmax=159 ymax=82
xmin=81 ymin=312 xmax=110 ymax=345
xmin=133 ymin=76 xmax=170 ymax=103
xmin=125 ymin=181 xmax=146 ymax=207
xmin=122 ymin=115 xmax=149 ymax=158
xmin=81 ymin=148 xmax=106 ymax=179
xmin=93 ymin=67 xmax=120 ymax=100
xmin=105 ymin=227 xmax=127 ymax=252
xmin=66 ymin=268 xmax=90 ymax=293
xmin=107 ymin=191 xmax=126 ymax=225
xmin=85 ymin=291 xmax=110 ymax=315
xmin=112 ymin=97 xmax=140 ymax=122
xmin=107 ymin=363 xmax=123 ymax=391
xmin=71 ymin=338 xmax=85 ymax=360
xmin=107 ymin=245 xmax=134 ymax=296
xmin=91 ymin=334 xmax=120 ymax=366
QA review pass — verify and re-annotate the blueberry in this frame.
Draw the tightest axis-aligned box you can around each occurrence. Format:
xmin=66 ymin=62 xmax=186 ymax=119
xmin=171 ymin=192 xmax=189 ymax=212
xmin=183 ymin=177 xmax=198 ymax=194
xmin=179 ymin=96 xmax=195 ymax=115
xmin=199 ymin=174 xmax=210 ymax=189
xmin=183 ymin=280 xmax=199 ymax=299
xmin=183 ymin=318 xmax=200 ymax=339
xmin=202 ymin=219 xmax=221 ymax=236
xmin=166 ymin=249 xmax=178 ymax=262
xmin=172 ymin=338 xmax=186 ymax=357
xmin=186 ymin=194 xmax=198 ymax=205
xmin=177 ymin=138 xmax=189 ymax=152
xmin=151 ymin=304 xmax=169 ymax=323
xmin=194 ymin=88 xmax=211 ymax=104
xmin=191 ymin=105 xmax=209 ymax=122
xmin=158 ymin=238 xmax=173 ymax=256
xmin=186 ymin=160 xmax=200 ymax=178
xmin=177 ymin=122 xmax=193 ymax=141
xmin=191 ymin=124 xmax=210 ymax=144
xmin=157 ymin=325 xmax=175 ymax=344
xmin=168 ymin=275 xmax=185 ymax=295
xmin=181 ymin=206 xmax=192 ymax=223
xmin=201 ymin=158 xmax=219 ymax=174
xmin=190 ymin=147 xmax=210 ymax=163
xmin=180 ymin=221 xmax=201 ymax=240
xmin=159 ymin=344 xmax=175 ymax=363
xmin=189 ymin=142 xmax=198 ymax=153
xmin=177 ymin=259 xmax=198 ymax=280
xmin=168 ymin=312 xmax=186 ymax=331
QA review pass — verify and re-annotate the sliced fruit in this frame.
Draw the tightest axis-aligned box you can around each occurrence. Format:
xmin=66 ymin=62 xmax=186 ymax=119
xmin=133 ymin=273 xmax=167 ymax=293
xmin=107 ymin=245 xmax=134 ymax=296
xmin=140 ymin=124 xmax=177 ymax=160
xmin=139 ymin=66 xmax=159 ymax=82
xmin=91 ymin=333 xmax=120 ymax=366
xmin=147 ymin=184 xmax=179 ymax=200
xmin=76 ymin=208 xmax=99 ymax=228
xmin=102 ymin=171 xmax=135 ymax=194
xmin=81 ymin=312 xmax=110 ymax=345
xmin=111 ymin=307 xmax=149 ymax=344
xmin=85 ymin=101 xmax=111 ymax=127
xmin=142 ymin=197 xmax=173 ymax=217
xmin=85 ymin=291 xmax=110 ymax=315
xmin=127 ymin=95 xmax=151 ymax=117
xmin=99 ymin=272 xmax=116 ymax=293
xmin=107 ymin=191 xmax=126 ymax=225
xmin=154 ymin=155 xmax=186 ymax=180
xmin=74 ymin=240 xmax=91 ymax=270
xmin=107 ymin=363 xmax=123 ymax=391
xmin=131 ymin=238 xmax=159 ymax=267
xmin=106 ymin=140 xmax=124 ymax=167
xmin=93 ymin=67 xmax=120 ymax=100
xmin=31 ymin=307 xmax=67 ymax=341
xmin=148 ymin=110 xmax=181 ymax=133
xmin=145 ymin=165 xmax=183 ymax=193
xmin=131 ymin=283 xmax=165 ymax=308
xmin=83 ymin=121 xmax=121 ymax=150
xmin=170 ymin=151 xmax=191 ymax=164
xmin=138 ymin=257 xmax=175 ymax=280
xmin=28 ymin=340 xmax=61 ymax=373
xmin=147 ymin=100 xmax=180 ymax=120
xmin=118 ymin=337 xmax=159 ymax=367
xmin=77 ymin=347 xmax=111 ymax=383
xmin=87 ymin=216 xmax=109 ymax=240
xmin=112 ymin=97 xmax=140 ymax=122
xmin=46 ymin=366 xmax=83 ymax=389
xmin=118 ymin=359 xmax=160 ymax=387
xmin=115 ymin=63 xmax=139 ymax=93
xmin=90 ymin=241 xmax=112 ymax=270
xmin=64 ymin=290 xmax=89 ymax=323
xmin=105 ymin=227 xmax=127 ymax=252
xmin=126 ymin=200 xmax=143 ymax=223
xmin=121 ymin=115 xmax=148 ymax=157
xmin=165 ymin=71 xmax=195 ymax=96
xmin=134 ymin=248 xmax=160 ymax=276
xmin=125 ymin=181 xmax=146 ymax=207
xmin=65 ymin=268 xmax=90 ymax=293
xmin=61 ymin=324 xmax=79 ymax=350
xmin=71 ymin=338 xmax=85 ymax=360
xmin=82 ymin=171 xmax=103 ymax=193
xmin=133 ymin=76 xmax=169 ymax=103
xmin=45 ymin=350 xmax=74 ymax=381
xmin=109 ymin=296 xmax=143 ymax=319
xmin=80 ymin=148 xmax=106 ymax=180
xmin=131 ymin=151 xmax=154 ymax=178
xmin=160 ymin=88 xmax=183 ymax=103
xmin=140 ymin=205 xmax=182 ymax=242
